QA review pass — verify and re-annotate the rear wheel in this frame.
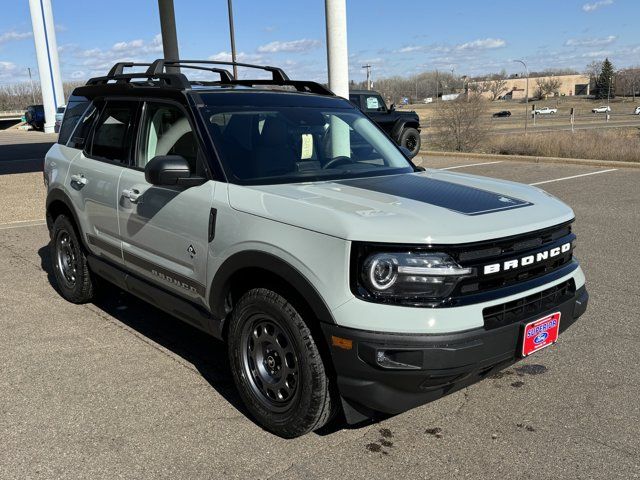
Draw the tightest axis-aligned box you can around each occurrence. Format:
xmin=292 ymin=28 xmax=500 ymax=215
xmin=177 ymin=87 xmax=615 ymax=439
xmin=50 ymin=215 xmax=95 ymax=303
xmin=228 ymin=288 xmax=336 ymax=438
xmin=400 ymin=127 xmax=421 ymax=157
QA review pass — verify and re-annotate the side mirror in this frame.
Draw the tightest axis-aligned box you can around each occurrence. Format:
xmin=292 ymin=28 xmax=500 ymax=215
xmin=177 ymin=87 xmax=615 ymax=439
xmin=389 ymin=103 xmax=396 ymax=111
xmin=145 ymin=155 xmax=205 ymax=187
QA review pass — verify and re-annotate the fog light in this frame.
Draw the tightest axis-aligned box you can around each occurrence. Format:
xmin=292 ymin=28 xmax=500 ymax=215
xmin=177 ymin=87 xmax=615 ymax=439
xmin=376 ymin=349 xmax=422 ymax=370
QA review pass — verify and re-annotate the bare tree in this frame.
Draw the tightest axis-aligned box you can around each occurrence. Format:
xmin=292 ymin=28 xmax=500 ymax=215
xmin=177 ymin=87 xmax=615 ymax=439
xmin=487 ymin=77 xmax=508 ymax=101
xmin=434 ymin=94 xmax=489 ymax=152
xmin=535 ymin=77 xmax=562 ymax=98
xmin=0 ymin=81 xmax=84 ymax=111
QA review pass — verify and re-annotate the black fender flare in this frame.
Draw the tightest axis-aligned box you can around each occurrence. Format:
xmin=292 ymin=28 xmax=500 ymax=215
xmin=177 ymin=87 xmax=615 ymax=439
xmin=45 ymin=188 xmax=87 ymax=246
xmin=391 ymin=118 xmax=420 ymax=143
xmin=209 ymin=250 xmax=336 ymax=326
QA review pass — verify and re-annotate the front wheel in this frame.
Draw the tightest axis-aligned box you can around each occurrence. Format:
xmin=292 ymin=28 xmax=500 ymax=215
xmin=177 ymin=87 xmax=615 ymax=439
xmin=228 ymin=288 xmax=336 ymax=438
xmin=50 ymin=215 xmax=96 ymax=303
xmin=400 ymin=128 xmax=421 ymax=157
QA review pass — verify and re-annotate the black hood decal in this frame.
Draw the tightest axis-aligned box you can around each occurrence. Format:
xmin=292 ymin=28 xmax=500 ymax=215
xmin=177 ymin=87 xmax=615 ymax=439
xmin=337 ymin=174 xmax=533 ymax=216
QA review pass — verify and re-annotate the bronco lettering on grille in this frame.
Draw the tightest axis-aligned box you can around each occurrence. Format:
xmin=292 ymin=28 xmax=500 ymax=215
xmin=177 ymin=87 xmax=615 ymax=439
xmin=483 ymin=242 xmax=571 ymax=275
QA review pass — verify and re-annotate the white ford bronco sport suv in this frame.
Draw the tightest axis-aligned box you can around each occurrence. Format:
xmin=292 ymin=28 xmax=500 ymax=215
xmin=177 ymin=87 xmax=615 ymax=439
xmin=45 ymin=60 xmax=588 ymax=438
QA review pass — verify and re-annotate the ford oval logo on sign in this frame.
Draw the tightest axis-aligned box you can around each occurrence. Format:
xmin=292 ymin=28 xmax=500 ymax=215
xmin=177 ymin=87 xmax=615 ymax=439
xmin=522 ymin=312 xmax=561 ymax=357
xmin=534 ymin=332 xmax=549 ymax=344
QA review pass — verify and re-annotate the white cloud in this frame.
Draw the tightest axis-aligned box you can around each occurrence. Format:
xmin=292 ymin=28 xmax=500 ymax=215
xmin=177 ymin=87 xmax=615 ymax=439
xmin=580 ymin=49 xmax=612 ymax=58
xmin=0 ymin=30 xmax=32 ymax=45
xmin=70 ymin=70 xmax=85 ymax=79
xmin=0 ymin=61 xmax=17 ymax=71
xmin=395 ymin=45 xmax=424 ymax=54
xmin=207 ymin=51 xmax=264 ymax=63
xmin=455 ymin=38 xmax=506 ymax=51
xmin=0 ymin=61 xmax=18 ymax=81
xmin=75 ymin=35 xmax=163 ymax=71
xmin=582 ymin=0 xmax=613 ymax=12
xmin=565 ymin=35 xmax=617 ymax=47
xmin=257 ymin=39 xmax=321 ymax=54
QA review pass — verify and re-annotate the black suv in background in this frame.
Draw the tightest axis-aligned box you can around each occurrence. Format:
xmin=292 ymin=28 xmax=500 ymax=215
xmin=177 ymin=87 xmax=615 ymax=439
xmin=349 ymin=90 xmax=421 ymax=157
xmin=25 ymin=104 xmax=45 ymax=130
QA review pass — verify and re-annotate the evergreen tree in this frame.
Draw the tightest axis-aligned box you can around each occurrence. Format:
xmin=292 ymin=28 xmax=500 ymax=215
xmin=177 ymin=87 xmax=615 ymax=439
xmin=596 ymin=58 xmax=615 ymax=100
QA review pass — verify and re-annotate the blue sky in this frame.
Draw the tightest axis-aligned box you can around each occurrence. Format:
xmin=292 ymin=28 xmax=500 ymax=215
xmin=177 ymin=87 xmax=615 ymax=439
xmin=0 ymin=0 xmax=638 ymax=85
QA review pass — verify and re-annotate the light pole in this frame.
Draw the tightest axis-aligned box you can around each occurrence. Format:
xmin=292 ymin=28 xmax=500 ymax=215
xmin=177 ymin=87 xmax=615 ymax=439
xmin=227 ymin=0 xmax=238 ymax=78
xmin=607 ymin=75 xmax=612 ymax=122
xmin=514 ymin=59 xmax=529 ymax=134
xmin=362 ymin=64 xmax=371 ymax=90
xmin=27 ymin=67 xmax=36 ymax=104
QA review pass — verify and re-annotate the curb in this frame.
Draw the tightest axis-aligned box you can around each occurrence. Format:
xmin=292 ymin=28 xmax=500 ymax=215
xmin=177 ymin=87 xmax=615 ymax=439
xmin=418 ymin=150 xmax=640 ymax=169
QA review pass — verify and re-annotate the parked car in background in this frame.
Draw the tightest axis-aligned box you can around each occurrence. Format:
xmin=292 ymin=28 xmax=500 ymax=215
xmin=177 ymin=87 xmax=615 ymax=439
xmin=54 ymin=105 xmax=66 ymax=133
xmin=349 ymin=90 xmax=421 ymax=157
xmin=492 ymin=110 xmax=511 ymax=118
xmin=534 ymin=107 xmax=557 ymax=115
xmin=633 ymin=106 xmax=640 ymax=115
xmin=24 ymin=104 xmax=45 ymax=130
xmin=592 ymin=106 xmax=611 ymax=114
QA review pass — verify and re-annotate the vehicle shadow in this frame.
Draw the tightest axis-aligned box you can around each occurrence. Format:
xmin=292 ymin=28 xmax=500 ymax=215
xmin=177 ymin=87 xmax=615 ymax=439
xmin=37 ymin=245 xmax=246 ymax=414
xmin=37 ymin=244 xmax=349 ymax=436
xmin=0 ymin=142 xmax=53 ymax=175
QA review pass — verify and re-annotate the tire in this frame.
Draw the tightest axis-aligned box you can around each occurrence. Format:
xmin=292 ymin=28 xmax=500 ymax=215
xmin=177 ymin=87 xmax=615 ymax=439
xmin=399 ymin=127 xmax=421 ymax=158
xmin=50 ymin=214 xmax=95 ymax=303
xmin=228 ymin=288 xmax=336 ymax=438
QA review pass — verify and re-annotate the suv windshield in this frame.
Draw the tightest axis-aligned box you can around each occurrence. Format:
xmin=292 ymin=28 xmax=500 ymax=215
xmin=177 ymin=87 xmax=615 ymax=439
xmin=199 ymin=102 xmax=413 ymax=185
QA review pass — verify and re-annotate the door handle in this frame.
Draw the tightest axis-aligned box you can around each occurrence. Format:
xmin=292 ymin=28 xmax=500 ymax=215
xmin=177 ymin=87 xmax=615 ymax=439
xmin=70 ymin=174 xmax=87 ymax=186
xmin=122 ymin=189 xmax=141 ymax=203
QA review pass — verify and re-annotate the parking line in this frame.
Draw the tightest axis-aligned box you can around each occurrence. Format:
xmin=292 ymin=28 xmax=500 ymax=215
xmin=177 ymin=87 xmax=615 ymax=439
xmin=0 ymin=219 xmax=46 ymax=230
xmin=441 ymin=161 xmax=504 ymax=170
xmin=529 ymin=169 xmax=618 ymax=186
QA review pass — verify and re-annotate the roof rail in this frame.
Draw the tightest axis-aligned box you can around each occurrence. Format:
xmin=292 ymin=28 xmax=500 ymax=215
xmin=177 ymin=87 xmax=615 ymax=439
xmin=87 ymin=59 xmax=334 ymax=96
xmin=147 ymin=59 xmax=290 ymax=83
xmin=86 ymin=72 xmax=190 ymax=89
xmin=107 ymin=62 xmax=155 ymax=76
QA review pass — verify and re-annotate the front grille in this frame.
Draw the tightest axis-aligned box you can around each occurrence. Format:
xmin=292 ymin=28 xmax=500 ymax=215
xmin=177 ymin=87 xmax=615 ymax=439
xmin=451 ymin=222 xmax=575 ymax=297
xmin=482 ymin=279 xmax=575 ymax=330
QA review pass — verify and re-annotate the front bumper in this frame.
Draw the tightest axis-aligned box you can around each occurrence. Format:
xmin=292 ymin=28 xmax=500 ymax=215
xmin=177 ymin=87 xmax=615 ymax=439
xmin=322 ymin=285 xmax=588 ymax=420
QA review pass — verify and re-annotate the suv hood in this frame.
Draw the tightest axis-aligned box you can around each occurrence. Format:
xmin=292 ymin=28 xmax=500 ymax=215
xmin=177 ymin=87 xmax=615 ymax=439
xmin=228 ymin=170 xmax=574 ymax=244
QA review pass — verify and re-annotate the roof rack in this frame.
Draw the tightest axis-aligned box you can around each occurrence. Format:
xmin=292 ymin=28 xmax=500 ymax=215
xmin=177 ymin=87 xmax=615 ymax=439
xmin=86 ymin=59 xmax=334 ymax=96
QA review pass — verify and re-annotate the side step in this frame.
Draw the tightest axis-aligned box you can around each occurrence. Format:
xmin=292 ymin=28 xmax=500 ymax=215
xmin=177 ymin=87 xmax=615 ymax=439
xmin=87 ymin=255 xmax=223 ymax=340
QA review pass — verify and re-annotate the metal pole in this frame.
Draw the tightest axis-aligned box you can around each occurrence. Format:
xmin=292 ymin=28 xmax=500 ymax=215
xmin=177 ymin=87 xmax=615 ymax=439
xmin=27 ymin=67 xmax=36 ymax=104
xmin=325 ymin=0 xmax=349 ymax=98
xmin=158 ymin=0 xmax=180 ymax=73
xmin=607 ymin=75 xmax=611 ymax=122
xmin=435 ymin=69 xmax=439 ymax=106
xmin=362 ymin=65 xmax=371 ymax=90
xmin=28 ymin=0 xmax=64 ymax=133
xmin=227 ymin=0 xmax=238 ymax=78
xmin=515 ymin=60 xmax=529 ymax=134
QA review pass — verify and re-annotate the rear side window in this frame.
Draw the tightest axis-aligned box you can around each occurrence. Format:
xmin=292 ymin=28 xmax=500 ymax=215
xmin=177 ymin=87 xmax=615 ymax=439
xmin=363 ymin=95 xmax=386 ymax=112
xmin=89 ymin=101 xmax=138 ymax=164
xmin=57 ymin=97 xmax=90 ymax=146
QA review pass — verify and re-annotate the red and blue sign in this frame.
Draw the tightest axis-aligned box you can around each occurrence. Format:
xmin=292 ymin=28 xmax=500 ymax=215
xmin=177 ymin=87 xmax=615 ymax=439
xmin=522 ymin=312 xmax=561 ymax=356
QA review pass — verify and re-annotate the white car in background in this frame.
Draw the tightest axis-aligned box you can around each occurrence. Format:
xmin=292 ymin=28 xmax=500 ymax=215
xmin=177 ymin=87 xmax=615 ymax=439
xmin=592 ymin=106 xmax=611 ymax=113
xmin=534 ymin=107 xmax=557 ymax=115
xmin=634 ymin=106 xmax=640 ymax=115
xmin=54 ymin=105 xmax=66 ymax=133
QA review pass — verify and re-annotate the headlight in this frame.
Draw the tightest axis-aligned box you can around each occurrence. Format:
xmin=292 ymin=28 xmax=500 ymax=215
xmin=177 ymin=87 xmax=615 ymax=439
xmin=357 ymin=251 xmax=473 ymax=303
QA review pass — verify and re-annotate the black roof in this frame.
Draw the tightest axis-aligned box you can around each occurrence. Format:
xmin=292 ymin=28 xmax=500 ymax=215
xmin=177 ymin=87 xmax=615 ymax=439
xmin=81 ymin=59 xmax=334 ymax=98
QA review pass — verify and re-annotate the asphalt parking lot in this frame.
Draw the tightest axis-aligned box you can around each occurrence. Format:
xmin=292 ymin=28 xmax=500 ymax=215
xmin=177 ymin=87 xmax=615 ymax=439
xmin=0 ymin=137 xmax=639 ymax=479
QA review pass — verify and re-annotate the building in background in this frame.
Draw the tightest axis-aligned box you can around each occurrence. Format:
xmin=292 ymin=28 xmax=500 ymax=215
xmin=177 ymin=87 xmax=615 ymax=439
xmin=470 ymin=74 xmax=591 ymax=100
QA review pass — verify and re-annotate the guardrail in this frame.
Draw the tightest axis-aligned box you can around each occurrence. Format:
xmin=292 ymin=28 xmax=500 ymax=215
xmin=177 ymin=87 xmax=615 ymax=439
xmin=0 ymin=110 xmax=24 ymax=118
